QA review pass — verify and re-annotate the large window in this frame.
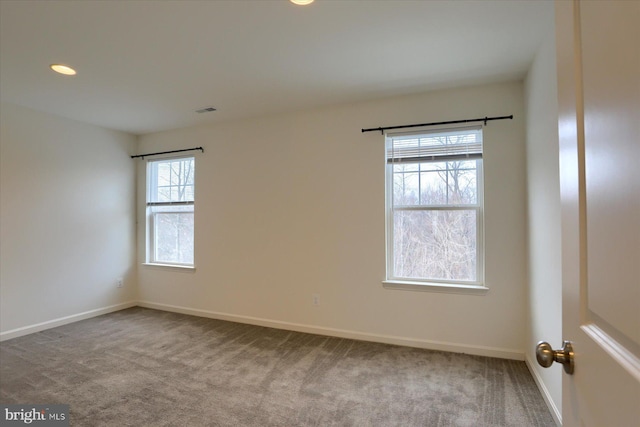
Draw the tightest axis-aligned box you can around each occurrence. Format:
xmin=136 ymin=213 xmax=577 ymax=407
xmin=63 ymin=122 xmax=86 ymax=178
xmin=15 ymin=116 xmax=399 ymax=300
xmin=147 ymin=157 xmax=195 ymax=266
xmin=386 ymin=127 xmax=483 ymax=285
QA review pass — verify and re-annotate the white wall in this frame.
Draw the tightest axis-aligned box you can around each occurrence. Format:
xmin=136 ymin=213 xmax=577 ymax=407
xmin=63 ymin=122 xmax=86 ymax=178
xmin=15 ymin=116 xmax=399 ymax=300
xmin=524 ymin=32 xmax=563 ymax=423
xmin=0 ymin=103 xmax=138 ymax=337
xmin=136 ymin=81 xmax=529 ymax=359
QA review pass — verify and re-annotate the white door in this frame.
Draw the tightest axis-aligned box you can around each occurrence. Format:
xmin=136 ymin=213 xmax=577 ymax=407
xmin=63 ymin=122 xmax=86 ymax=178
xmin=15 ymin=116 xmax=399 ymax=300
xmin=556 ymin=0 xmax=640 ymax=426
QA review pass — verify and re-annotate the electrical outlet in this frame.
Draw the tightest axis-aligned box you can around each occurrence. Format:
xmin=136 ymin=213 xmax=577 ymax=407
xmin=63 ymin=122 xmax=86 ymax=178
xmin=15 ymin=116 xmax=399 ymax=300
xmin=312 ymin=293 xmax=320 ymax=307
xmin=117 ymin=278 xmax=123 ymax=288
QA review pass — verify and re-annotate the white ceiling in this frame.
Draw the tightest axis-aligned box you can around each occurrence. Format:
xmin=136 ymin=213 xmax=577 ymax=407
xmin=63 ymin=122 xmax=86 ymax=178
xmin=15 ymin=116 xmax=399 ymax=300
xmin=0 ymin=0 xmax=553 ymax=135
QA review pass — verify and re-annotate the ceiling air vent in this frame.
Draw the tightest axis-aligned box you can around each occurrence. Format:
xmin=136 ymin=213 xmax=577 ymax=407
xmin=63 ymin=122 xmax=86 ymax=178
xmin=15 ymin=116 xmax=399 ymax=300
xmin=196 ymin=107 xmax=217 ymax=113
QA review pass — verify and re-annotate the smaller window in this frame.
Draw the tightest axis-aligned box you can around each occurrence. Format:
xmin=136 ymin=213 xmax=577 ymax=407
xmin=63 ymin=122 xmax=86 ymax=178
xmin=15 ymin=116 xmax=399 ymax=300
xmin=146 ymin=157 xmax=195 ymax=266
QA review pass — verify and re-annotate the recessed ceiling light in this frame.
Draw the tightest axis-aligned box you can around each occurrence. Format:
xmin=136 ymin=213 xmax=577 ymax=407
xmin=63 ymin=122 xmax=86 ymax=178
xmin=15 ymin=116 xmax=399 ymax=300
xmin=290 ymin=0 xmax=314 ymax=5
xmin=50 ymin=64 xmax=77 ymax=76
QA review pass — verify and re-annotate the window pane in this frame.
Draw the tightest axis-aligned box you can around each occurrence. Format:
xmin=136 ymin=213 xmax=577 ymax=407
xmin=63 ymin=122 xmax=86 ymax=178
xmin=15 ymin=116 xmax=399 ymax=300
xmin=446 ymin=161 xmax=477 ymax=205
xmin=150 ymin=158 xmax=195 ymax=203
xmin=394 ymin=160 xmax=478 ymax=206
xmin=393 ymin=169 xmax=419 ymax=205
xmin=419 ymin=170 xmax=447 ymax=205
xmin=154 ymin=212 xmax=194 ymax=264
xmin=419 ymin=162 xmax=443 ymax=172
xmin=393 ymin=210 xmax=477 ymax=281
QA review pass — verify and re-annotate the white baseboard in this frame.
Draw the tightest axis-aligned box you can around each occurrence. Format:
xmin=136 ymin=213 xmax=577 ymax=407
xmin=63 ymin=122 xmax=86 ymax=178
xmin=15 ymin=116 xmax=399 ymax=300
xmin=0 ymin=301 xmax=138 ymax=342
xmin=0 ymin=299 xmax=526 ymax=361
xmin=137 ymin=300 xmax=525 ymax=361
xmin=525 ymin=355 xmax=562 ymax=425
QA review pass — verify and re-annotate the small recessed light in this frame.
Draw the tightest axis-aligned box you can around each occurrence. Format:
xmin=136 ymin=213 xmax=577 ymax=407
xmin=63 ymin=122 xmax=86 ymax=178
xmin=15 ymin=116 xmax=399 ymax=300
xmin=50 ymin=64 xmax=77 ymax=76
xmin=290 ymin=0 xmax=314 ymax=5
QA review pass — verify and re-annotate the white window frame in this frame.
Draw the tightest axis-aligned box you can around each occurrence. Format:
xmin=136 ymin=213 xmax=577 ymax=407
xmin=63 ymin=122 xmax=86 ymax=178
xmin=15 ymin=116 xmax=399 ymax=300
xmin=145 ymin=156 xmax=195 ymax=268
xmin=383 ymin=127 xmax=487 ymax=294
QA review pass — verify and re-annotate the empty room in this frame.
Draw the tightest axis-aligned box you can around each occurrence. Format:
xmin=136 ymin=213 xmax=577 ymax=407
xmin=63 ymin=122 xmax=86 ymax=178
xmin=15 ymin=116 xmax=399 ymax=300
xmin=1 ymin=1 xmax=638 ymax=426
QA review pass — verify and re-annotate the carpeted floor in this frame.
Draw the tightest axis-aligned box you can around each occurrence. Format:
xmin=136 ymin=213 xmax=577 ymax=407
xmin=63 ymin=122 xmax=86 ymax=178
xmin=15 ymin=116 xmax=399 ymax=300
xmin=0 ymin=307 xmax=555 ymax=426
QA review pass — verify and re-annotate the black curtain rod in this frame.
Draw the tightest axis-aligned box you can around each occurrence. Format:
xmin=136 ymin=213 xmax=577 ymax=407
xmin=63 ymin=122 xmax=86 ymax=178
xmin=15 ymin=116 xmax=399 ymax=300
xmin=361 ymin=115 xmax=513 ymax=134
xmin=131 ymin=147 xmax=204 ymax=159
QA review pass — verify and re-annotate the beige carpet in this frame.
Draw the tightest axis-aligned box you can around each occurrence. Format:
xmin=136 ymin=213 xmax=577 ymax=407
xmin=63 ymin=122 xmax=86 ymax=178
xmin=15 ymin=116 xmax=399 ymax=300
xmin=0 ymin=307 xmax=555 ymax=426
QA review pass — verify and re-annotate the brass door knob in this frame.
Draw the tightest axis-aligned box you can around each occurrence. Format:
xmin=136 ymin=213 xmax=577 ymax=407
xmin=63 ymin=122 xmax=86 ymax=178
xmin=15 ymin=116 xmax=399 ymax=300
xmin=536 ymin=340 xmax=574 ymax=375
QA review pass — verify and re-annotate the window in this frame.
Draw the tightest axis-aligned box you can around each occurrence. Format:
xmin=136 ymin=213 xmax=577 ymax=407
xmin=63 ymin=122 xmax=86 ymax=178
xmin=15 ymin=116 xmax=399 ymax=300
xmin=147 ymin=157 xmax=195 ymax=266
xmin=385 ymin=127 xmax=483 ymax=285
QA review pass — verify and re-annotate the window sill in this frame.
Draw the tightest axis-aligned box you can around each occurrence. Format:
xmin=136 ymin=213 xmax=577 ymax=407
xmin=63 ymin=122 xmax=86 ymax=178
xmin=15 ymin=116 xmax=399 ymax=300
xmin=382 ymin=280 xmax=489 ymax=295
xmin=142 ymin=263 xmax=196 ymax=272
